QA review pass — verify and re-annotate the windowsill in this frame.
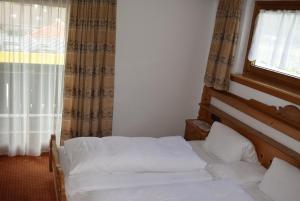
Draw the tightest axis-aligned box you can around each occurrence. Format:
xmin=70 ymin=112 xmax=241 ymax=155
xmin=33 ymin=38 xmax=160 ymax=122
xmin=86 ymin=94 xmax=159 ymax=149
xmin=230 ymin=74 xmax=300 ymax=105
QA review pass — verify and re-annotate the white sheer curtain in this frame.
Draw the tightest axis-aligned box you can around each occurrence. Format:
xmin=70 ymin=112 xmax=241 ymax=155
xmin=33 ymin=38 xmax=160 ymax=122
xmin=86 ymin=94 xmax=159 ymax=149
xmin=248 ymin=10 xmax=300 ymax=78
xmin=0 ymin=0 xmax=69 ymax=156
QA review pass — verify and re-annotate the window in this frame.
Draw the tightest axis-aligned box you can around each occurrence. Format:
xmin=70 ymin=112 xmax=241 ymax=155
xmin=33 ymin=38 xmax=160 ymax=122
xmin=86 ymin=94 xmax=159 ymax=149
xmin=243 ymin=1 xmax=300 ymax=90
xmin=0 ymin=1 xmax=69 ymax=156
xmin=248 ymin=10 xmax=300 ymax=78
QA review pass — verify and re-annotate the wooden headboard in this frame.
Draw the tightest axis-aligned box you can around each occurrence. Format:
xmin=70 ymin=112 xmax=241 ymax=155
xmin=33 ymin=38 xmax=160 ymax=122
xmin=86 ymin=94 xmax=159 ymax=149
xmin=198 ymin=86 xmax=300 ymax=169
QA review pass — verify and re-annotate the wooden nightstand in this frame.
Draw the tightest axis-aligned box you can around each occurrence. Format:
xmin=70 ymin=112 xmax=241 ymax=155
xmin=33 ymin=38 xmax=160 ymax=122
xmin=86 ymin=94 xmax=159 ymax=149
xmin=184 ymin=119 xmax=211 ymax=141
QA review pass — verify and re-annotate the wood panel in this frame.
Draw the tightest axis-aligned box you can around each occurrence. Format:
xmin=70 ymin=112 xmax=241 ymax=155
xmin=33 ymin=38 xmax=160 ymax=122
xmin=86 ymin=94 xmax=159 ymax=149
xmin=198 ymin=86 xmax=212 ymax=122
xmin=204 ymin=87 xmax=300 ymax=142
xmin=231 ymin=74 xmax=300 ymax=105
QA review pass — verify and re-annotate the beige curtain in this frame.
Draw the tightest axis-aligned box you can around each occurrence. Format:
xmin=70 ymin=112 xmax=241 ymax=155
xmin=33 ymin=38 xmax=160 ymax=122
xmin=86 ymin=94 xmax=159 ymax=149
xmin=204 ymin=0 xmax=242 ymax=91
xmin=62 ymin=0 xmax=116 ymax=140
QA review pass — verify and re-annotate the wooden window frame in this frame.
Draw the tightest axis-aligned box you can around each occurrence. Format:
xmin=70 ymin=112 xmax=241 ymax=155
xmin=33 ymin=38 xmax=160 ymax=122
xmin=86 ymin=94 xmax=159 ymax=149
xmin=243 ymin=1 xmax=300 ymax=91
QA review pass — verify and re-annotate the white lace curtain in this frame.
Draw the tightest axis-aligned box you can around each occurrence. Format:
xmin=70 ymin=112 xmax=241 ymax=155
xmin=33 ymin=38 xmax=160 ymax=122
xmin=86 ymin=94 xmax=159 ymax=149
xmin=248 ymin=10 xmax=300 ymax=78
xmin=0 ymin=0 xmax=69 ymax=156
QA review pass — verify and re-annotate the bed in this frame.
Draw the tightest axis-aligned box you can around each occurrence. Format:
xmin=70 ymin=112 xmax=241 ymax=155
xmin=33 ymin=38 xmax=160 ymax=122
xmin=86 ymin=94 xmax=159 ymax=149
xmin=49 ymin=86 xmax=300 ymax=201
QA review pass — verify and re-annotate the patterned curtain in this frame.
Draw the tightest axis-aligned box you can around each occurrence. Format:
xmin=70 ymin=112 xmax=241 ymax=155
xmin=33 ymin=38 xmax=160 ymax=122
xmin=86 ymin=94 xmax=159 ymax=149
xmin=204 ymin=0 xmax=242 ymax=91
xmin=62 ymin=0 xmax=116 ymax=140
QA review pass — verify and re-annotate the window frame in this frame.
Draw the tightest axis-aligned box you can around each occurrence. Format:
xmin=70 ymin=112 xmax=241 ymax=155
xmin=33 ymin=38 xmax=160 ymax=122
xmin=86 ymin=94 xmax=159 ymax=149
xmin=243 ymin=1 xmax=300 ymax=90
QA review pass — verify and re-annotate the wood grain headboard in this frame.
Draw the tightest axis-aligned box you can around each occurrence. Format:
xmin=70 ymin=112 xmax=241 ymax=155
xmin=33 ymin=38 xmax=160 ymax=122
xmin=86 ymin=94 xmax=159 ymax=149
xmin=198 ymin=86 xmax=300 ymax=169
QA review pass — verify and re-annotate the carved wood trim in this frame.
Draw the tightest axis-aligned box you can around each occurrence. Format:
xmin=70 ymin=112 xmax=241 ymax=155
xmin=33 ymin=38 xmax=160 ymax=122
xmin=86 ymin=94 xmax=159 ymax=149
xmin=203 ymin=87 xmax=300 ymax=142
xmin=247 ymin=99 xmax=300 ymax=130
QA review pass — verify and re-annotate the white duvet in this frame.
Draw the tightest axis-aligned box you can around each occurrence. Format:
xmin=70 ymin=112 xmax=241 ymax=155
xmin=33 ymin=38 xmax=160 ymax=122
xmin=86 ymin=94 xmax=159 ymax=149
xmin=66 ymin=170 xmax=213 ymax=196
xmin=64 ymin=136 xmax=207 ymax=175
xmin=70 ymin=180 xmax=255 ymax=201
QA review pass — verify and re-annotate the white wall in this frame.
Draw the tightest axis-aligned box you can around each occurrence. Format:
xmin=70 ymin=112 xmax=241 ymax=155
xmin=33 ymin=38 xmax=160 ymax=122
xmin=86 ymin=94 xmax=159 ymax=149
xmin=113 ymin=0 xmax=218 ymax=137
xmin=212 ymin=0 xmax=300 ymax=153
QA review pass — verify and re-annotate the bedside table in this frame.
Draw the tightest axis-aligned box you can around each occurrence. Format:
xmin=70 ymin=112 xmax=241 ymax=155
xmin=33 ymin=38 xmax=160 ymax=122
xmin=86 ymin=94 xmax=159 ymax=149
xmin=184 ymin=119 xmax=211 ymax=141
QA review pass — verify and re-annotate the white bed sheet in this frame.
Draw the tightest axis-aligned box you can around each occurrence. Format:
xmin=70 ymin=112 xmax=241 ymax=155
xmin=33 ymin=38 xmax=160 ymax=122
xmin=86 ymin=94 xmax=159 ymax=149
xmin=58 ymin=140 xmax=220 ymax=175
xmin=64 ymin=136 xmax=207 ymax=175
xmin=188 ymin=140 xmax=222 ymax=164
xmin=242 ymin=183 xmax=273 ymax=201
xmin=189 ymin=141 xmax=272 ymax=201
xmin=69 ymin=180 xmax=255 ymax=201
xmin=58 ymin=146 xmax=213 ymax=196
xmin=57 ymin=140 xmax=222 ymax=197
xmin=66 ymin=170 xmax=213 ymax=196
xmin=58 ymin=146 xmax=71 ymax=174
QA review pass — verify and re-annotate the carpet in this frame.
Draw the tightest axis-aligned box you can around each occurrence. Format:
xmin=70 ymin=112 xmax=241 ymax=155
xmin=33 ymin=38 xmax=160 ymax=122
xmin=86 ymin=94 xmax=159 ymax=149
xmin=0 ymin=155 xmax=56 ymax=201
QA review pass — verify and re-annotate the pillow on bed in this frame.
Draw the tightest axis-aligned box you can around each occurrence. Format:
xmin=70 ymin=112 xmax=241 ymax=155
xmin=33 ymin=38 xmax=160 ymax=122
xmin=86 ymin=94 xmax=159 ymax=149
xmin=203 ymin=122 xmax=258 ymax=163
xmin=259 ymin=157 xmax=300 ymax=201
xmin=64 ymin=136 xmax=207 ymax=175
xmin=207 ymin=161 xmax=266 ymax=185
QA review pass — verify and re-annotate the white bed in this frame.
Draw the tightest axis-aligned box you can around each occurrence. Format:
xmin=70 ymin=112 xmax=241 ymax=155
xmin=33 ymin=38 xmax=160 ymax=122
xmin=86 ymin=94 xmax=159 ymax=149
xmin=58 ymin=140 xmax=213 ymax=197
xmin=58 ymin=140 xmax=271 ymax=201
xmin=50 ymin=87 xmax=300 ymax=201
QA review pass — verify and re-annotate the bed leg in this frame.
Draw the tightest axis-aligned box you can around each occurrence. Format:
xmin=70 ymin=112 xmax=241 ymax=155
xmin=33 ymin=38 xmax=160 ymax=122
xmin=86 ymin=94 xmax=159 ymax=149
xmin=49 ymin=134 xmax=56 ymax=172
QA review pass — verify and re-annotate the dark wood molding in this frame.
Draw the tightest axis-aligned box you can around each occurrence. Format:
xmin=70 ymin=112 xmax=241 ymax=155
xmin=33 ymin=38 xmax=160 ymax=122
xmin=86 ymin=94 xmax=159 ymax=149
xmin=200 ymin=87 xmax=300 ymax=142
xmin=247 ymin=100 xmax=300 ymax=130
xmin=197 ymin=86 xmax=212 ymax=122
xmin=231 ymin=74 xmax=300 ymax=105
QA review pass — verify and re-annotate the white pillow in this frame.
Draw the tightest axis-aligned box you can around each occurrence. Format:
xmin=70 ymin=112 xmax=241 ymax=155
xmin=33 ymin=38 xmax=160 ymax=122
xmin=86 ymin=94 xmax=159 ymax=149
xmin=259 ymin=157 xmax=300 ymax=201
xmin=64 ymin=136 xmax=207 ymax=175
xmin=203 ymin=122 xmax=258 ymax=163
xmin=207 ymin=161 xmax=266 ymax=185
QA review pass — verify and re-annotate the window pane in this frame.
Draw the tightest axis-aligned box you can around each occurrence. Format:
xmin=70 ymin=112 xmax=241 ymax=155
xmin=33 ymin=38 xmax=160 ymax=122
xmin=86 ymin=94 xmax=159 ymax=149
xmin=0 ymin=2 xmax=67 ymax=65
xmin=248 ymin=10 xmax=300 ymax=78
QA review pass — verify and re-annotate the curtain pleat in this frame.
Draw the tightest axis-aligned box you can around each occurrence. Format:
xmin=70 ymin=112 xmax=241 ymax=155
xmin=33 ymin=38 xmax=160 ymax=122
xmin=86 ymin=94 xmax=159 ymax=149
xmin=61 ymin=0 xmax=116 ymax=140
xmin=204 ymin=0 xmax=242 ymax=91
xmin=0 ymin=1 xmax=69 ymax=156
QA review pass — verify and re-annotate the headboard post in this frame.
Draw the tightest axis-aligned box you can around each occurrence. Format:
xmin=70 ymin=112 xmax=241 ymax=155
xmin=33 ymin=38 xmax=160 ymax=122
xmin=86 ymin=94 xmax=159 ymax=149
xmin=198 ymin=86 xmax=212 ymax=122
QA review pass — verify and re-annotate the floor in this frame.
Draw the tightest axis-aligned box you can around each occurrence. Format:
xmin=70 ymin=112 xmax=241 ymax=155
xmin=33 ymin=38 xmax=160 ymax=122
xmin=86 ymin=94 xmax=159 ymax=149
xmin=0 ymin=155 xmax=56 ymax=201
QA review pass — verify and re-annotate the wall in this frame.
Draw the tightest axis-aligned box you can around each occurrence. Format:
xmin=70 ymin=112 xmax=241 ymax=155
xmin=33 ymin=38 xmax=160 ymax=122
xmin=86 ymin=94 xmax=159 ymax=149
xmin=211 ymin=0 xmax=300 ymax=153
xmin=112 ymin=0 xmax=218 ymax=137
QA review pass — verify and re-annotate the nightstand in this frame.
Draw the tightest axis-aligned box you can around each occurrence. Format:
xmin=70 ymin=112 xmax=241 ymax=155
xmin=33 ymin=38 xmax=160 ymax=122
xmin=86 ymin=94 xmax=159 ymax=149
xmin=184 ymin=119 xmax=211 ymax=141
